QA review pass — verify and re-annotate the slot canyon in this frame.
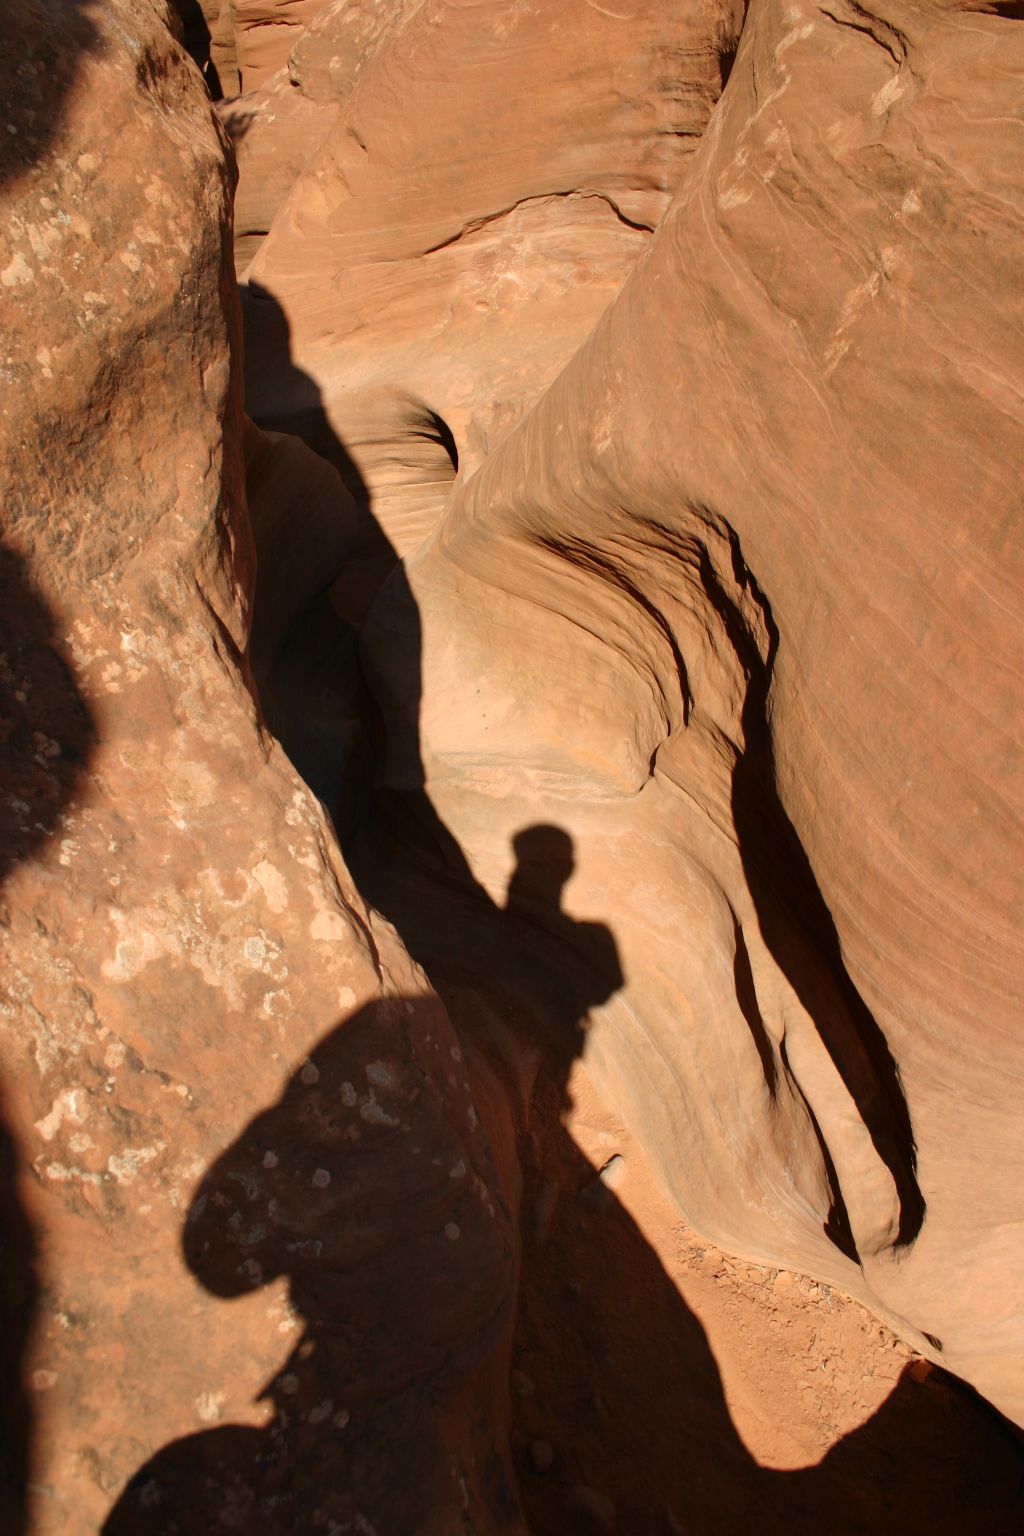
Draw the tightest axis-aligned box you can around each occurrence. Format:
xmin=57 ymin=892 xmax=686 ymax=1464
xmin=1 ymin=0 xmax=1023 ymax=1531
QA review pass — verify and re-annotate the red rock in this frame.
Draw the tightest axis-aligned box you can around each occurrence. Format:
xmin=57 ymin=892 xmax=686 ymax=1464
xmin=3 ymin=1 xmax=1023 ymax=1531
xmin=362 ymin=0 xmax=1024 ymax=1426
xmin=233 ymin=0 xmax=329 ymax=93
xmin=0 ymin=3 xmax=516 ymax=1531
xmin=242 ymin=0 xmax=745 ymax=610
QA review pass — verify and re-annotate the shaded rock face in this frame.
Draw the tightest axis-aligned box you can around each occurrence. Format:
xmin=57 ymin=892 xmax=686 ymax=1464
xmin=0 ymin=3 xmax=515 ymax=1533
xmin=361 ymin=0 xmax=1024 ymax=1425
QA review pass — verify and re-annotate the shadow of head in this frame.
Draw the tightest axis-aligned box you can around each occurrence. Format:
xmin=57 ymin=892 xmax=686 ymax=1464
xmin=503 ymin=825 xmax=624 ymax=1087
xmin=506 ymin=823 xmax=575 ymax=912
xmin=180 ymin=996 xmax=511 ymax=1399
xmin=183 ymin=1002 xmax=417 ymax=1302
xmin=2 ymin=3 xmax=102 ymax=191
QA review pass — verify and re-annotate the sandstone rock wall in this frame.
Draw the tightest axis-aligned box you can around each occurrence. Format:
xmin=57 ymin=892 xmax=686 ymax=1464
xmin=0 ymin=3 xmax=515 ymax=1530
xmin=361 ymin=0 xmax=1024 ymax=1424
xmin=233 ymin=0 xmax=330 ymax=92
xmin=2 ymin=8 xmax=1022 ymax=1535
xmin=240 ymin=0 xmax=747 ymax=610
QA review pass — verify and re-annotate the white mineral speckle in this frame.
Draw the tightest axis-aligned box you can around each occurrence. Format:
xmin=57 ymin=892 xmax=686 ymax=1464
xmin=311 ymin=909 xmax=348 ymax=942
xmin=360 ymin=1096 xmax=399 ymax=1128
xmin=1 ymin=252 xmax=33 ymax=287
xmin=107 ymin=1144 xmax=161 ymax=1185
xmin=444 ymin=1222 xmax=461 ymax=1241
xmin=252 ymin=859 xmax=289 ymax=913
xmin=312 ymin=1168 xmax=331 ymax=1189
xmin=35 ymin=1088 xmax=87 ymax=1142
xmin=196 ymin=1392 xmax=224 ymax=1423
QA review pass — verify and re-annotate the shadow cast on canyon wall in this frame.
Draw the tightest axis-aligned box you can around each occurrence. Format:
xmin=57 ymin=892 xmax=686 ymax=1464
xmin=2 ymin=2 xmax=99 ymax=188
xmin=105 ymin=289 xmax=1023 ymax=1531
xmin=703 ymin=541 xmax=927 ymax=1254
xmin=1 ymin=12 xmax=107 ymax=1529
xmin=0 ymin=544 xmax=98 ymax=1532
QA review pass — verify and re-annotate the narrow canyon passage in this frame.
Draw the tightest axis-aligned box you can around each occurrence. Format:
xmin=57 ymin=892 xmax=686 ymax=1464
xmin=3 ymin=3 xmax=1023 ymax=1532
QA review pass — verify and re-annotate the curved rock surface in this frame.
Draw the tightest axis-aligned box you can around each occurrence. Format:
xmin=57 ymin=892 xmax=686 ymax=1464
xmin=241 ymin=0 xmax=746 ymax=611
xmin=362 ymin=0 xmax=1024 ymax=1425
xmin=233 ymin=0 xmax=330 ymax=92
xmin=2 ymin=0 xmax=1022 ymax=1528
xmin=0 ymin=4 xmax=515 ymax=1532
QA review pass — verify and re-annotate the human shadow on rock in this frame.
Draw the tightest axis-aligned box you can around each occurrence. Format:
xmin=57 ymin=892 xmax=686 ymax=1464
xmin=103 ymin=825 xmax=625 ymax=1534
xmin=105 ymin=268 xmax=1021 ymax=1532
xmin=102 ymin=989 xmax=524 ymax=1534
xmin=346 ymin=780 xmax=1024 ymax=1535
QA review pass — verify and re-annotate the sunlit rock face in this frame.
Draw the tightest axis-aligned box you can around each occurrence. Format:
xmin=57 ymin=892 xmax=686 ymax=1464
xmin=232 ymin=0 xmax=331 ymax=92
xmin=362 ymin=0 xmax=1024 ymax=1426
xmin=0 ymin=4 xmax=515 ymax=1533
xmin=238 ymin=0 xmax=746 ymax=610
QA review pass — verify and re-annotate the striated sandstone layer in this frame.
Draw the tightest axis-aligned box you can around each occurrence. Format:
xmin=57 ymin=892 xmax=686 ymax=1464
xmin=0 ymin=3 xmax=515 ymax=1533
xmin=240 ymin=0 xmax=747 ymax=607
xmin=221 ymin=0 xmax=400 ymax=273
xmin=232 ymin=0 xmax=330 ymax=92
xmin=361 ymin=0 xmax=1024 ymax=1426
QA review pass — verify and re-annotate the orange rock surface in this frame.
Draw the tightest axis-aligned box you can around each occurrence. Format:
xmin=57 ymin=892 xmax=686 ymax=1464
xmin=2 ymin=0 xmax=1023 ymax=1531
xmin=363 ymin=0 xmax=1024 ymax=1428
xmin=1 ymin=4 xmax=514 ymax=1532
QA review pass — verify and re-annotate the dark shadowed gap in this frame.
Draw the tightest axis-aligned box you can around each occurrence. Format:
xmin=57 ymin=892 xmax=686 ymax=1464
xmin=166 ymin=0 xmax=223 ymax=96
xmin=699 ymin=537 xmax=926 ymax=1250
